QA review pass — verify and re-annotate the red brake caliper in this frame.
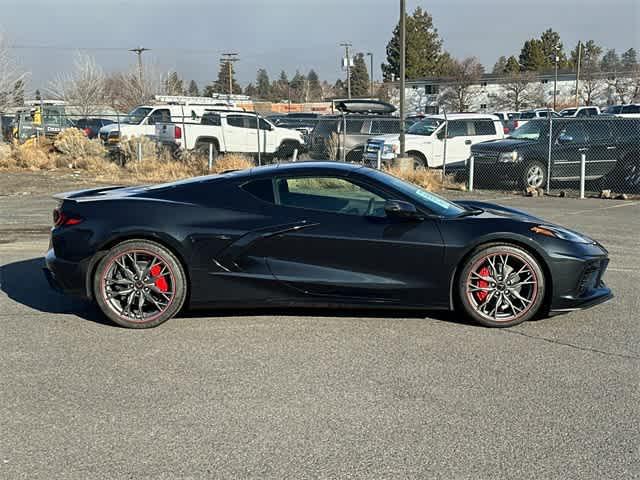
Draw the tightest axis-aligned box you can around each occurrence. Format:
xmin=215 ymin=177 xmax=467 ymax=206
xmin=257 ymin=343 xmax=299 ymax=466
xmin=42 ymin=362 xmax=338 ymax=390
xmin=475 ymin=266 xmax=490 ymax=302
xmin=150 ymin=264 xmax=168 ymax=292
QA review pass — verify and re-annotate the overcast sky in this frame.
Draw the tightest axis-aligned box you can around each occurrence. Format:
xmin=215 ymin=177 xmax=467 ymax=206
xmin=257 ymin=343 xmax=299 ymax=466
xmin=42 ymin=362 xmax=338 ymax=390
xmin=1 ymin=0 xmax=638 ymax=92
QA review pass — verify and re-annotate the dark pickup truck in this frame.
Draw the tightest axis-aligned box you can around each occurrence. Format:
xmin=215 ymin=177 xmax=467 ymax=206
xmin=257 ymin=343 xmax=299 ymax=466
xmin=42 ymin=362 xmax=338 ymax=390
xmin=470 ymin=117 xmax=640 ymax=191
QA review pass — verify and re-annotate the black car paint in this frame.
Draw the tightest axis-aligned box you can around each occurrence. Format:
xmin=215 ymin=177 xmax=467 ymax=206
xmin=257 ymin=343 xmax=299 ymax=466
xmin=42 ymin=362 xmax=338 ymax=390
xmin=471 ymin=118 xmax=640 ymax=182
xmin=45 ymin=162 xmax=612 ymax=316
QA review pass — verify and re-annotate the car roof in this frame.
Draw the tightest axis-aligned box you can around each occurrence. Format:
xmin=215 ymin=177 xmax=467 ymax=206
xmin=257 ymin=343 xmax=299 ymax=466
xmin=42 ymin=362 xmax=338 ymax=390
xmin=425 ymin=113 xmax=500 ymax=120
xmin=247 ymin=161 xmax=362 ymax=178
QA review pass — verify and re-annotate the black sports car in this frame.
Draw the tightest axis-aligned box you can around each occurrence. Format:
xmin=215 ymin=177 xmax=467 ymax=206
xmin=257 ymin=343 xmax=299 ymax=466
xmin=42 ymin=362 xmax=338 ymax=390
xmin=44 ymin=162 xmax=613 ymax=329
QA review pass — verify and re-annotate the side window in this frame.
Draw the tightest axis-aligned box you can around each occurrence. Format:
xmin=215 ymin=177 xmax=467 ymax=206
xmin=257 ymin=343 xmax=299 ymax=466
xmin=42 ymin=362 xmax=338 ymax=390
xmin=241 ymin=179 xmax=275 ymax=204
xmin=201 ymin=113 xmax=221 ymax=126
xmin=371 ymin=119 xmax=400 ymax=134
xmin=473 ymin=120 xmax=497 ymax=136
xmin=558 ymin=123 xmax=588 ymax=143
xmin=149 ymin=109 xmax=170 ymax=125
xmin=244 ymin=116 xmax=258 ymax=129
xmin=259 ymin=118 xmax=272 ymax=130
xmin=227 ymin=115 xmax=247 ymax=128
xmin=345 ymin=120 xmax=366 ymax=134
xmin=539 ymin=111 xmax=548 ymax=118
xmin=275 ymin=176 xmax=386 ymax=216
xmin=585 ymin=122 xmax=613 ymax=142
xmin=446 ymin=120 xmax=468 ymax=138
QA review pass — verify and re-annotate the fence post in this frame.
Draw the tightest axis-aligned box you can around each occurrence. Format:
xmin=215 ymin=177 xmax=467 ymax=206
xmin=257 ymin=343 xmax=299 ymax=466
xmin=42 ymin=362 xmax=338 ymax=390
xmin=580 ymin=152 xmax=586 ymax=199
xmin=137 ymin=141 xmax=142 ymax=162
xmin=442 ymin=109 xmax=448 ymax=181
xmin=208 ymin=143 xmax=213 ymax=171
xmin=256 ymin=113 xmax=262 ymax=166
xmin=546 ymin=111 xmax=553 ymax=193
xmin=341 ymin=114 xmax=347 ymax=162
xmin=292 ymin=148 xmax=298 ymax=162
xmin=468 ymin=155 xmax=475 ymax=192
xmin=377 ymin=149 xmax=382 ymax=170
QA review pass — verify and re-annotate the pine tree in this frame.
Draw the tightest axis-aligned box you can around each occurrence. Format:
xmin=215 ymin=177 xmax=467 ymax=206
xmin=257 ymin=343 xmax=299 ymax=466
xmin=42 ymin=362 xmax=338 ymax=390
xmin=187 ymin=80 xmax=199 ymax=96
xmin=244 ymin=83 xmax=257 ymax=97
xmin=381 ymin=6 xmax=443 ymax=80
xmin=539 ymin=28 xmax=567 ymax=69
xmin=350 ymin=53 xmax=370 ymax=97
xmin=12 ymin=80 xmax=24 ymax=106
xmin=204 ymin=61 xmax=242 ymax=96
xmin=519 ymin=39 xmax=547 ymax=71
xmin=164 ymin=71 xmax=184 ymax=96
xmin=492 ymin=56 xmax=508 ymax=74
xmin=270 ymin=70 xmax=289 ymax=101
xmin=333 ymin=79 xmax=346 ymax=98
xmin=621 ymin=48 xmax=638 ymax=69
xmin=600 ymin=49 xmax=621 ymax=73
xmin=289 ymin=70 xmax=305 ymax=102
xmin=504 ymin=56 xmax=521 ymax=74
xmin=307 ymin=69 xmax=322 ymax=101
xmin=255 ymin=69 xmax=271 ymax=100
xmin=35 ymin=89 xmax=42 ymax=101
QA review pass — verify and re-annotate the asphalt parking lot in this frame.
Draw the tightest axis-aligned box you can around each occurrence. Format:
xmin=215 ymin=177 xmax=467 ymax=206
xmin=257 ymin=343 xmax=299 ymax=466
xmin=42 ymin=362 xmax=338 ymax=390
xmin=1 ymin=172 xmax=639 ymax=479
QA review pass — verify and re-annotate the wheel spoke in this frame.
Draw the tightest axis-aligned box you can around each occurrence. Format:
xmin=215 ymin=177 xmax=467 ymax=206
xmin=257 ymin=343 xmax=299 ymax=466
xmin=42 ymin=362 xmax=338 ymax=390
xmin=106 ymin=278 xmax=133 ymax=286
xmin=510 ymin=289 xmax=533 ymax=306
xmin=470 ymin=271 xmax=493 ymax=283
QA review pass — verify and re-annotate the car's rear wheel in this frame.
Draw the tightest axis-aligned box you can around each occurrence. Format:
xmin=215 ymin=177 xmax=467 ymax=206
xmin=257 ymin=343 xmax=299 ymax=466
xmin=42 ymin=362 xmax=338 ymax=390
xmin=93 ymin=240 xmax=187 ymax=329
xmin=407 ymin=151 xmax=428 ymax=169
xmin=457 ymin=244 xmax=545 ymax=327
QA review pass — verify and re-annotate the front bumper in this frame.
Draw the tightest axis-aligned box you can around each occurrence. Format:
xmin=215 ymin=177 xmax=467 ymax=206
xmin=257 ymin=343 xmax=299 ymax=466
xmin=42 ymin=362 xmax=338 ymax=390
xmin=44 ymin=248 xmax=92 ymax=299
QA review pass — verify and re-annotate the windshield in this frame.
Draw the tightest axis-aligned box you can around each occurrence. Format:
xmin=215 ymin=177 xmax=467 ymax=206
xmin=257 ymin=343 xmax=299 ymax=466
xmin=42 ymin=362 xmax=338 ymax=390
xmin=508 ymin=120 xmax=546 ymax=140
xmin=560 ymin=109 xmax=576 ymax=116
xmin=119 ymin=107 xmax=152 ymax=125
xmin=520 ymin=111 xmax=536 ymax=119
xmin=407 ymin=118 xmax=443 ymax=136
xmin=365 ymin=169 xmax=465 ymax=218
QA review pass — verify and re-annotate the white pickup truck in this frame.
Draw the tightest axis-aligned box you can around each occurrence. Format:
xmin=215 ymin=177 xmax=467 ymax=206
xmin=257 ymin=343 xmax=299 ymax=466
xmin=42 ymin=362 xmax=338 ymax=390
xmin=155 ymin=110 xmax=305 ymax=160
xmin=364 ymin=113 xmax=505 ymax=169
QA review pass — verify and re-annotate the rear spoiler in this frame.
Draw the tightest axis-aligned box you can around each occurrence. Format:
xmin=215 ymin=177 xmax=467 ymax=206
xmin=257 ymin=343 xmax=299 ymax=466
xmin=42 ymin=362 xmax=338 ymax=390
xmin=52 ymin=186 xmax=125 ymax=201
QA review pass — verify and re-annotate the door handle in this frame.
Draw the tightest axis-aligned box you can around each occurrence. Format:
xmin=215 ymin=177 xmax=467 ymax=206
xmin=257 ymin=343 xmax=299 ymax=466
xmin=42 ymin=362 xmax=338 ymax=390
xmin=578 ymin=148 xmax=589 ymax=152
xmin=606 ymin=146 xmax=617 ymax=150
xmin=465 ymin=139 xmax=472 ymax=145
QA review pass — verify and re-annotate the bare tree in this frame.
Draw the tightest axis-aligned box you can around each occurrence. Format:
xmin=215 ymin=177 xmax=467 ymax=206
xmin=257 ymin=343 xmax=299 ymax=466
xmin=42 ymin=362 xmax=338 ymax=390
xmin=580 ymin=75 xmax=605 ymax=105
xmin=495 ymin=71 xmax=537 ymax=111
xmin=48 ymin=52 xmax=106 ymax=117
xmin=611 ymin=67 xmax=640 ymax=103
xmin=440 ymin=57 xmax=484 ymax=112
xmin=0 ymin=33 xmax=28 ymax=110
xmin=105 ymin=64 xmax=164 ymax=112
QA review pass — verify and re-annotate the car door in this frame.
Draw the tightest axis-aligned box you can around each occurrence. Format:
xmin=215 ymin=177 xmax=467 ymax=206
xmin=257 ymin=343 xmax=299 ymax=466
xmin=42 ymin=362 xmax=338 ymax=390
xmin=224 ymin=114 xmax=257 ymax=152
xmin=146 ymin=109 xmax=170 ymax=136
xmin=243 ymin=174 xmax=445 ymax=306
xmin=551 ymin=121 xmax=589 ymax=179
xmin=437 ymin=120 xmax=471 ymax=168
xmin=584 ymin=121 xmax=618 ymax=178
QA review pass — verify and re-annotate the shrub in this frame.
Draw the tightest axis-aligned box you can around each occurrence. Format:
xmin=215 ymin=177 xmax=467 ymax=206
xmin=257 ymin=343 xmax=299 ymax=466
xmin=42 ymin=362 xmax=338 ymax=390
xmin=0 ymin=143 xmax=15 ymax=169
xmin=119 ymin=135 xmax=157 ymax=164
xmin=13 ymin=139 xmax=56 ymax=170
xmin=53 ymin=128 xmax=106 ymax=165
xmin=383 ymin=165 xmax=464 ymax=192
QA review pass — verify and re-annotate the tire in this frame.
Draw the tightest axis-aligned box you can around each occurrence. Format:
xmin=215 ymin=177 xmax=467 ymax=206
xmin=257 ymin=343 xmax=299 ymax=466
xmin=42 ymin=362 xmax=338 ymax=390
xmin=457 ymin=244 xmax=546 ymax=328
xmin=276 ymin=141 xmax=301 ymax=160
xmin=407 ymin=152 xmax=428 ymax=169
xmin=615 ymin=155 xmax=640 ymax=193
xmin=93 ymin=240 xmax=187 ymax=329
xmin=519 ymin=160 xmax=547 ymax=189
xmin=195 ymin=141 xmax=218 ymax=162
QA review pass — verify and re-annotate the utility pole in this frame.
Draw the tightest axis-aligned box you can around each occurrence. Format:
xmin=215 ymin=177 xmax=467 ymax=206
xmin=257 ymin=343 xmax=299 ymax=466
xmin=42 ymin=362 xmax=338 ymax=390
xmin=340 ymin=42 xmax=352 ymax=99
xmin=553 ymin=45 xmax=559 ymax=111
xmin=129 ymin=47 xmax=150 ymax=86
xmin=399 ymin=0 xmax=406 ymax=156
xmin=366 ymin=52 xmax=374 ymax=97
xmin=575 ymin=41 xmax=582 ymax=107
xmin=220 ymin=53 xmax=239 ymax=96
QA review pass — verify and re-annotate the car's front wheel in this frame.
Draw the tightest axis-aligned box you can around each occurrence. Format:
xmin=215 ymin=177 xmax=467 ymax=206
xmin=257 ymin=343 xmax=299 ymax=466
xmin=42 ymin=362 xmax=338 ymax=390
xmin=520 ymin=160 xmax=547 ymax=189
xmin=93 ymin=240 xmax=187 ymax=328
xmin=457 ymin=244 xmax=545 ymax=327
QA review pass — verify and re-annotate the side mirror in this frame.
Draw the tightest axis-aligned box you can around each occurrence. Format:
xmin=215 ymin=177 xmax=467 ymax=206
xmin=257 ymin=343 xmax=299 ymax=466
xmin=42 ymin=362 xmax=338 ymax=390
xmin=384 ymin=200 xmax=423 ymax=220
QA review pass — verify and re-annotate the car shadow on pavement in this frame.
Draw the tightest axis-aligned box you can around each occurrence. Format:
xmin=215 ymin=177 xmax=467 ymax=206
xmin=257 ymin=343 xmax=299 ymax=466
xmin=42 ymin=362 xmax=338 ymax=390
xmin=0 ymin=257 xmax=109 ymax=325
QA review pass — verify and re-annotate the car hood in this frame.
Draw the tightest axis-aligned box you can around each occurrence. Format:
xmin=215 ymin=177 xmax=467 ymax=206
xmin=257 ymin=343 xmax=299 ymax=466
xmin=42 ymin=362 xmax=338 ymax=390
xmin=471 ymin=138 xmax=538 ymax=152
xmin=455 ymin=200 xmax=544 ymax=222
xmin=99 ymin=123 xmax=139 ymax=134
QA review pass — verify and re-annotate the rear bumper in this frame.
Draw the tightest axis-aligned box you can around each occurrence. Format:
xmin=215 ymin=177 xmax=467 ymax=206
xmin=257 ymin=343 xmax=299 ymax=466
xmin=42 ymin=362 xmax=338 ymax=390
xmin=44 ymin=248 xmax=91 ymax=299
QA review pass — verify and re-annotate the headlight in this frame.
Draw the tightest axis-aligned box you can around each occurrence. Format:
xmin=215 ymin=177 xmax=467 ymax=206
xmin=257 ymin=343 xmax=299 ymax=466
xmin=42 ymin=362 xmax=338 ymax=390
xmin=531 ymin=225 xmax=593 ymax=244
xmin=383 ymin=144 xmax=398 ymax=154
xmin=498 ymin=151 xmax=520 ymax=162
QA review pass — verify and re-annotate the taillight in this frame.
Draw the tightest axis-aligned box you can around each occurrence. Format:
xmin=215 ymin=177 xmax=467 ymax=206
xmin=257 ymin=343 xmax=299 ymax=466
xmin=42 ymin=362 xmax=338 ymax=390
xmin=174 ymin=125 xmax=182 ymax=139
xmin=82 ymin=128 xmax=91 ymax=136
xmin=53 ymin=208 xmax=83 ymax=227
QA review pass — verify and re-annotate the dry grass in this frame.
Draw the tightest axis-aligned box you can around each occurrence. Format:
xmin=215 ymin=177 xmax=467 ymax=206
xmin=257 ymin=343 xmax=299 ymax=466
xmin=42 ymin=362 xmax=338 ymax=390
xmin=384 ymin=165 xmax=465 ymax=192
xmin=119 ymin=135 xmax=157 ymax=164
xmin=210 ymin=153 xmax=254 ymax=173
xmin=54 ymin=128 xmax=106 ymax=166
xmin=12 ymin=139 xmax=57 ymax=170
